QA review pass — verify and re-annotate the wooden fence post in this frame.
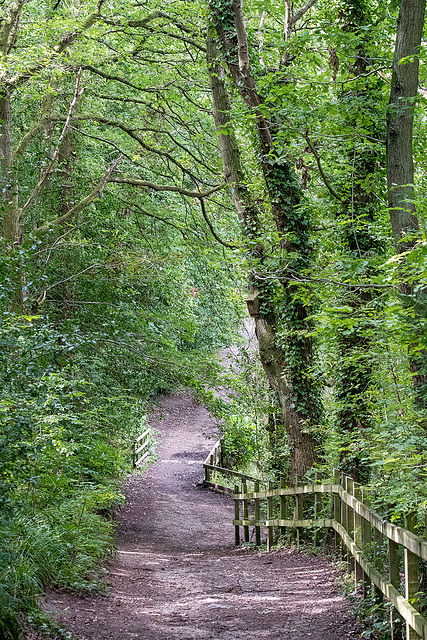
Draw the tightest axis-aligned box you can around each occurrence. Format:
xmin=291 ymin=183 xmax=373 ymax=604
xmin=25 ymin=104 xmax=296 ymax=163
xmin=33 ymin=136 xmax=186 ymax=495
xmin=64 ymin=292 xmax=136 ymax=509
xmin=254 ymin=480 xmax=261 ymax=547
xmin=206 ymin=454 xmax=213 ymax=483
xmin=404 ymin=513 xmax=419 ymax=640
xmin=314 ymin=471 xmax=320 ymax=547
xmin=388 ymin=537 xmax=403 ymax=640
xmin=340 ymin=473 xmax=347 ymax=561
xmin=295 ymin=476 xmax=304 ymax=551
xmin=234 ymin=484 xmax=240 ymax=546
xmin=353 ymin=482 xmax=364 ymax=586
xmin=333 ymin=469 xmax=341 ymax=551
xmin=242 ymin=481 xmax=249 ymax=543
xmin=362 ymin=488 xmax=372 ymax=597
xmin=345 ymin=476 xmax=354 ymax=571
xmin=372 ymin=525 xmax=384 ymax=606
xmin=280 ymin=478 xmax=286 ymax=539
xmin=267 ymin=480 xmax=274 ymax=551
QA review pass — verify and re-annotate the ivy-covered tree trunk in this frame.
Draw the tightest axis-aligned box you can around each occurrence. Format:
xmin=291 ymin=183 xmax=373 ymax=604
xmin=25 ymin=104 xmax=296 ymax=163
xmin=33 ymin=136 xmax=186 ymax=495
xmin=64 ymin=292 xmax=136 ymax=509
xmin=333 ymin=0 xmax=385 ymax=482
xmin=207 ymin=2 xmax=322 ymax=478
xmin=386 ymin=0 xmax=427 ymax=405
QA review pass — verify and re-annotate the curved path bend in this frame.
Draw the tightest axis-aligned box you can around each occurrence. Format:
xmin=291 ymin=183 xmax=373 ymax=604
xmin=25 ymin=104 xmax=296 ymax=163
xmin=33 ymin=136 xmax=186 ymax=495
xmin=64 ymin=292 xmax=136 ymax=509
xmin=46 ymin=394 xmax=362 ymax=640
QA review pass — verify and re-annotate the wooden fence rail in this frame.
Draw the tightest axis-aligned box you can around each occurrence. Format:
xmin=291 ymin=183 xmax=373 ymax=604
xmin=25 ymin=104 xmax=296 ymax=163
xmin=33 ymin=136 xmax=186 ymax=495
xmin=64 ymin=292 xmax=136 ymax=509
xmin=202 ymin=440 xmax=259 ymax=493
xmin=202 ymin=446 xmax=427 ymax=639
xmin=132 ymin=428 xmax=152 ymax=468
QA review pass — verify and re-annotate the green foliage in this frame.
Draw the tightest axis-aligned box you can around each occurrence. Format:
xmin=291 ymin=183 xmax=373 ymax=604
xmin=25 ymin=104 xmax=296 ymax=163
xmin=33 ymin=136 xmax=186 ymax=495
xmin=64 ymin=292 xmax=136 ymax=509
xmin=2 ymin=0 xmax=427 ymax=634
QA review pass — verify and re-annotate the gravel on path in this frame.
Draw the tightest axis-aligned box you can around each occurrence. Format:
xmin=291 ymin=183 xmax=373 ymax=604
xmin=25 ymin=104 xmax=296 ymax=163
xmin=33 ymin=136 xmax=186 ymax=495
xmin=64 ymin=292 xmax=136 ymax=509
xmin=45 ymin=394 xmax=362 ymax=640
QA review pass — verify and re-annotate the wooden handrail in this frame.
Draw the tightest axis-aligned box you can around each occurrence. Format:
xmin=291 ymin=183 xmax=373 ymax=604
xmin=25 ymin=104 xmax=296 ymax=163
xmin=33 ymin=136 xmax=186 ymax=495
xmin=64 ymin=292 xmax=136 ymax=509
xmin=231 ymin=471 xmax=427 ymax=640
xmin=202 ymin=439 xmax=261 ymax=489
xmin=233 ymin=483 xmax=427 ymax=561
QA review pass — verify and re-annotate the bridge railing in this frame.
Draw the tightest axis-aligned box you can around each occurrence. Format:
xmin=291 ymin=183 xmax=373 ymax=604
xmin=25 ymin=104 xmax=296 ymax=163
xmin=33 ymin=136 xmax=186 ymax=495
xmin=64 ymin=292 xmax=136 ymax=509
xmin=233 ymin=469 xmax=427 ymax=640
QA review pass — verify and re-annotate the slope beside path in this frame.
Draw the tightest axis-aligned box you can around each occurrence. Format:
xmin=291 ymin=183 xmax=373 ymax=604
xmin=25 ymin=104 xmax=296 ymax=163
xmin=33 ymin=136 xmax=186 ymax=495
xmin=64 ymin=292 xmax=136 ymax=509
xmin=45 ymin=394 xmax=362 ymax=640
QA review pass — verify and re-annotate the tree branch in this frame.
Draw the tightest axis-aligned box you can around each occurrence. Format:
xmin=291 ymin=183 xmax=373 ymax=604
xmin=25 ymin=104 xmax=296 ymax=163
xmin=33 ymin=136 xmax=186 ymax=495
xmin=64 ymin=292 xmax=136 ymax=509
xmin=67 ymin=113 xmax=201 ymax=180
xmin=290 ymin=0 xmax=317 ymax=26
xmin=0 ymin=0 xmax=26 ymax=56
xmin=109 ymin=177 xmax=225 ymax=198
xmin=14 ymin=89 xmax=56 ymax=162
xmin=21 ymin=70 xmax=84 ymax=215
xmin=114 ymin=195 xmax=193 ymax=239
xmin=302 ymin=131 xmax=343 ymax=202
xmin=10 ymin=3 xmax=105 ymax=88
xmin=198 ymin=197 xmax=238 ymax=249
xmin=35 ymin=154 xmax=122 ymax=233
xmin=253 ymin=269 xmax=397 ymax=289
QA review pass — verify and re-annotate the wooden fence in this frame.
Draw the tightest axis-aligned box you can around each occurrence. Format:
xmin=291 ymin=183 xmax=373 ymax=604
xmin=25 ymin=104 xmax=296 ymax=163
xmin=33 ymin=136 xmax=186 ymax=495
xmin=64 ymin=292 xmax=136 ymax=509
xmin=132 ymin=428 xmax=152 ymax=468
xmin=203 ymin=440 xmax=259 ymax=494
xmin=203 ymin=445 xmax=427 ymax=640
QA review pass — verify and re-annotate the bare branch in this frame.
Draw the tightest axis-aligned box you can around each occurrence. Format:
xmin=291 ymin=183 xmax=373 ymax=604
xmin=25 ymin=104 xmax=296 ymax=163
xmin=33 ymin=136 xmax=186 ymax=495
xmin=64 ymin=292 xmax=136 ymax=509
xmin=21 ymin=70 xmax=84 ymax=215
xmin=67 ymin=113 xmax=202 ymax=180
xmin=10 ymin=4 xmax=104 ymax=88
xmin=102 ymin=10 xmax=201 ymax=38
xmin=291 ymin=0 xmax=317 ymax=26
xmin=109 ymin=177 xmax=225 ymax=198
xmin=35 ymin=154 xmax=122 ymax=233
xmin=199 ymin=197 xmax=238 ymax=249
xmin=258 ymin=11 xmax=267 ymax=67
xmin=43 ymin=263 xmax=101 ymax=293
xmin=113 ymin=195 xmax=193 ymax=239
xmin=83 ymin=65 xmax=165 ymax=91
xmin=302 ymin=132 xmax=343 ymax=202
xmin=144 ymin=27 xmax=205 ymax=52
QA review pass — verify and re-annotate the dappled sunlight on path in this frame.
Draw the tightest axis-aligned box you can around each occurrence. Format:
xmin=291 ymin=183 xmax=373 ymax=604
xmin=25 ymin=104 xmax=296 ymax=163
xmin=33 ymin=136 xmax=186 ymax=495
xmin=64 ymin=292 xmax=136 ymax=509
xmin=46 ymin=394 xmax=362 ymax=640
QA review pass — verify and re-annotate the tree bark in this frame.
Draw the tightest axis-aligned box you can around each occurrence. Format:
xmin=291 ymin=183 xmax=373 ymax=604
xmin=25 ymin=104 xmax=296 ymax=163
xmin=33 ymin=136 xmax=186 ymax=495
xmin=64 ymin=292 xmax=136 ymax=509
xmin=207 ymin=13 xmax=321 ymax=478
xmin=333 ymin=0 xmax=385 ymax=482
xmin=387 ymin=0 xmax=426 ymax=259
xmin=386 ymin=0 xmax=427 ymax=404
xmin=0 ymin=90 xmax=21 ymax=247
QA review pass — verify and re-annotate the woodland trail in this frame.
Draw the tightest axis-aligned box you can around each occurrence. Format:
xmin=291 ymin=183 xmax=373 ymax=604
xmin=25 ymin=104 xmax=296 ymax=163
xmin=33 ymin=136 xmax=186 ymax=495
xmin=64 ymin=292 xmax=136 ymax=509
xmin=46 ymin=392 xmax=364 ymax=640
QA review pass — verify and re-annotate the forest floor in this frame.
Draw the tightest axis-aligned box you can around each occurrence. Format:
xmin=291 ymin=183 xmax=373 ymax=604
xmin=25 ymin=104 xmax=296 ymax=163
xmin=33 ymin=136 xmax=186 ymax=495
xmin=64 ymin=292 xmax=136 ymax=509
xmin=44 ymin=392 xmax=364 ymax=640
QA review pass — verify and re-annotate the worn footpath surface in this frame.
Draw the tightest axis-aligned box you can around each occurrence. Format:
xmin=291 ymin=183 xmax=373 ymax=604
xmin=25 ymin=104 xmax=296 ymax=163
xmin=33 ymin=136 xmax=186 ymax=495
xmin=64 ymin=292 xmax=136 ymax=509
xmin=46 ymin=394 xmax=362 ymax=640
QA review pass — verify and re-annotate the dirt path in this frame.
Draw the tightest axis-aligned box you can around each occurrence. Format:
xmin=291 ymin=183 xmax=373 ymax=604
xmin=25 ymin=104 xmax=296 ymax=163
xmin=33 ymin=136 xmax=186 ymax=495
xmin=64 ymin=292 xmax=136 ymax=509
xmin=46 ymin=394 xmax=362 ymax=640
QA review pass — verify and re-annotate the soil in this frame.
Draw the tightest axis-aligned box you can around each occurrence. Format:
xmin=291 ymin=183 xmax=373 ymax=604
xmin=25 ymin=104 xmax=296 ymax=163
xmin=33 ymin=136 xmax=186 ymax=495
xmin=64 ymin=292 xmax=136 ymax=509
xmin=45 ymin=393 xmax=363 ymax=640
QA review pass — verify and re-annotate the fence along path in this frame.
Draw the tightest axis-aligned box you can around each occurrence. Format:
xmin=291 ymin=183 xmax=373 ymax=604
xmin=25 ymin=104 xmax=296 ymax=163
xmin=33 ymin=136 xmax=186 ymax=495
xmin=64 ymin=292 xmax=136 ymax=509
xmin=132 ymin=428 xmax=152 ymax=468
xmin=203 ymin=441 xmax=427 ymax=640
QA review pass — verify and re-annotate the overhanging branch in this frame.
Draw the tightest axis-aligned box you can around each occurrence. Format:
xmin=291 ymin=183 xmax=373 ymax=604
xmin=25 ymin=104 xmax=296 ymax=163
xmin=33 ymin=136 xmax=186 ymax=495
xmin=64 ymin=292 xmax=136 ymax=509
xmin=35 ymin=154 xmax=122 ymax=233
xmin=109 ymin=177 xmax=225 ymax=198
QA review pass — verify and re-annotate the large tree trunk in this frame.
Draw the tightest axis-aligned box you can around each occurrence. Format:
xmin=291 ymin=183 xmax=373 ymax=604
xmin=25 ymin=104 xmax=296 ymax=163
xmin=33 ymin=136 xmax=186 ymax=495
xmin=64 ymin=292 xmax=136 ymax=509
xmin=0 ymin=91 xmax=21 ymax=248
xmin=333 ymin=0 xmax=385 ymax=482
xmin=207 ymin=19 xmax=321 ymax=479
xmin=387 ymin=0 xmax=425 ymax=258
xmin=0 ymin=89 xmax=26 ymax=311
xmin=386 ymin=0 xmax=427 ymax=404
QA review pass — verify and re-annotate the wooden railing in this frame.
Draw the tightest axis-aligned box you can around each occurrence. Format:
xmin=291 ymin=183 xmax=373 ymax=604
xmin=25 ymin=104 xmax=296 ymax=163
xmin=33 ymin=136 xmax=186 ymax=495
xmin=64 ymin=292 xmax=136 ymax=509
xmin=202 ymin=440 xmax=260 ymax=494
xmin=232 ymin=469 xmax=427 ymax=640
xmin=202 ymin=445 xmax=427 ymax=639
xmin=132 ymin=428 xmax=152 ymax=468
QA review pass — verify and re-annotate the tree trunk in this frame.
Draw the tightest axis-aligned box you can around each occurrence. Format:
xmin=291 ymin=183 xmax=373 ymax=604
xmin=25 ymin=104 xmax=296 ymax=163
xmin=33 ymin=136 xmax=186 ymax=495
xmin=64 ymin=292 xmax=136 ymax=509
xmin=207 ymin=16 xmax=321 ymax=478
xmin=386 ymin=0 xmax=426 ymax=258
xmin=0 ymin=89 xmax=26 ymax=311
xmin=334 ymin=0 xmax=385 ymax=482
xmin=0 ymin=91 xmax=21 ymax=248
xmin=386 ymin=0 xmax=427 ymax=404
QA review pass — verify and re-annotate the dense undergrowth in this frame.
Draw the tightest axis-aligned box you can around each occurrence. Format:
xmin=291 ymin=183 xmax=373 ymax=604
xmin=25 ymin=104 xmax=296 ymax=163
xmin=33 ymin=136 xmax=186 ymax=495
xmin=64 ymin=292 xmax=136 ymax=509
xmin=0 ymin=240 xmax=242 ymax=638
